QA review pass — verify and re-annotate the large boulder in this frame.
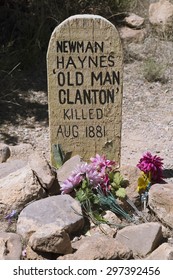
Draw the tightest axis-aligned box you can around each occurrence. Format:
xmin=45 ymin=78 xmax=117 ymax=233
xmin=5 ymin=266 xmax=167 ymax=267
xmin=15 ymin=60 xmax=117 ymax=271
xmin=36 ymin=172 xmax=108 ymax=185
xmin=148 ymin=183 xmax=173 ymax=228
xmin=0 ymin=159 xmax=27 ymax=179
xmin=58 ymin=234 xmax=132 ymax=260
xmin=9 ymin=143 xmax=34 ymax=161
xmin=115 ymin=222 xmax=163 ymax=257
xmin=149 ymin=0 xmax=173 ymax=37
xmin=0 ymin=164 xmax=46 ymax=214
xmin=17 ymin=195 xmax=84 ymax=243
xmin=28 ymin=224 xmax=72 ymax=254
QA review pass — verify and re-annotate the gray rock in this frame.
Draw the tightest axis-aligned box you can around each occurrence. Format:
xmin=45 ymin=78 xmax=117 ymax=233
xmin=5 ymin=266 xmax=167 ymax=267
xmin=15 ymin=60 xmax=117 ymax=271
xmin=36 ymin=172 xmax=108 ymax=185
xmin=0 ymin=232 xmax=22 ymax=260
xmin=28 ymin=151 xmax=56 ymax=190
xmin=58 ymin=234 xmax=132 ymax=260
xmin=124 ymin=13 xmax=145 ymax=29
xmin=119 ymin=27 xmax=147 ymax=44
xmin=10 ymin=143 xmax=34 ymax=161
xmin=0 ymin=159 xmax=27 ymax=179
xmin=17 ymin=195 xmax=84 ymax=242
xmin=0 ymin=164 xmax=46 ymax=214
xmin=147 ymin=243 xmax=173 ymax=260
xmin=0 ymin=144 xmax=11 ymax=163
xmin=29 ymin=224 xmax=72 ymax=254
xmin=148 ymin=184 xmax=173 ymax=229
xmin=25 ymin=245 xmax=53 ymax=260
xmin=85 ymin=223 xmax=117 ymax=238
xmin=57 ymin=155 xmax=83 ymax=188
xmin=115 ymin=222 xmax=163 ymax=257
xmin=103 ymin=210 xmax=122 ymax=225
xmin=120 ymin=165 xmax=141 ymax=203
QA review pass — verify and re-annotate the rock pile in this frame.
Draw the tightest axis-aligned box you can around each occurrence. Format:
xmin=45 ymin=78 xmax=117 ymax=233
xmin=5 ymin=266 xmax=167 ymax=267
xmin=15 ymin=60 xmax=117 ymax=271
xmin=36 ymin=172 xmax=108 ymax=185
xmin=118 ymin=0 xmax=173 ymax=43
xmin=0 ymin=143 xmax=173 ymax=260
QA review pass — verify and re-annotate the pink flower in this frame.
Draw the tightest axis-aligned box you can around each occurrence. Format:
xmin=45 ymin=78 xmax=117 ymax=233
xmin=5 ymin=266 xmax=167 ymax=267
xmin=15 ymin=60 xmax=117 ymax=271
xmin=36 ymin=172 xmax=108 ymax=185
xmin=100 ymin=174 xmax=111 ymax=194
xmin=137 ymin=152 xmax=164 ymax=181
xmin=73 ymin=163 xmax=103 ymax=188
xmin=90 ymin=154 xmax=116 ymax=173
xmin=61 ymin=154 xmax=117 ymax=194
xmin=60 ymin=162 xmax=103 ymax=194
xmin=60 ymin=173 xmax=82 ymax=194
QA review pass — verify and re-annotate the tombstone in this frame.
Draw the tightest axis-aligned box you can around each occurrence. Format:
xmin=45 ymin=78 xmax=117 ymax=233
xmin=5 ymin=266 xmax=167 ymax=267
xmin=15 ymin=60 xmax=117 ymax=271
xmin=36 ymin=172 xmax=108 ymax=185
xmin=47 ymin=15 xmax=123 ymax=167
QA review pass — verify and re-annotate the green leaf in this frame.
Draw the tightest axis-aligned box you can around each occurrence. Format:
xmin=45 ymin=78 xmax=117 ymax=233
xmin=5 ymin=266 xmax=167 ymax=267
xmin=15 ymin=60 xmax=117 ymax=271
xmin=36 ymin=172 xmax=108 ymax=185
xmin=52 ymin=144 xmax=65 ymax=168
xmin=116 ymin=187 xmax=126 ymax=198
xmin=92 ymin=195 xmax=100 ymax=205
xmin=111 ymin=171 xmax=124 ymax=189
xmin=75 ymin=189 xmax=87 ymax=203
xmin=92 ymin=211 xmax=108 ymax=223
xmin=81 ymin=179 xmax=88 ymax=190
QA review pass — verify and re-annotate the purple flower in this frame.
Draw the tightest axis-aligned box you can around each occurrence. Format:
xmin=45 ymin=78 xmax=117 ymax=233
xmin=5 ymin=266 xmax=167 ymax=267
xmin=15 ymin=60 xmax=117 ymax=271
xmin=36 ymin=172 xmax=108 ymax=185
xmin=5 ymin=210 xmax=17 ymax=223
xmin=137 ymin=152 xmax=164 ymax=181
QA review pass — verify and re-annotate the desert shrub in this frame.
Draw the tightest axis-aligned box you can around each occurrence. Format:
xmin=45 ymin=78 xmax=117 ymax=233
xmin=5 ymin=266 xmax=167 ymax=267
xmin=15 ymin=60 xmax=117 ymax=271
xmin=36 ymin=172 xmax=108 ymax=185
xmin=142 ymin=57 xmax=167 ymax=83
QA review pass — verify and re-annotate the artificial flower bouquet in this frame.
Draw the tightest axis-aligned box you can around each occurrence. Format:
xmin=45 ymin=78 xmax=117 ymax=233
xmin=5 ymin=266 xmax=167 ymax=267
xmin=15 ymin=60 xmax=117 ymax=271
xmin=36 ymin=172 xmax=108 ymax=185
xmin=60 ymin=152 xmax=164 ymax=225
xmin=60 ymin=154 xmax=132 ymax=224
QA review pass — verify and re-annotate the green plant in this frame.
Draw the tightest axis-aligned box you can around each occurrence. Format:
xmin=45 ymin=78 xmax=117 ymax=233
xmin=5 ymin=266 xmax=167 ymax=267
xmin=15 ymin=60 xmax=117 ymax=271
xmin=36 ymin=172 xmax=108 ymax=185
xmin=142 ymin=57 xmax=167 ymax=83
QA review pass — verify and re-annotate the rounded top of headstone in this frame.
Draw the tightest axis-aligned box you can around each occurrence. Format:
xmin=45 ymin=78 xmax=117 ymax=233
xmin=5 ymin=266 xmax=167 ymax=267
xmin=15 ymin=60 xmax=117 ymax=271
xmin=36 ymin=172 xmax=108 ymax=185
xmin=57 ymin=14 xmax=115 ymax=27
xmin=48 ymin=14 xmax=120 ymax=46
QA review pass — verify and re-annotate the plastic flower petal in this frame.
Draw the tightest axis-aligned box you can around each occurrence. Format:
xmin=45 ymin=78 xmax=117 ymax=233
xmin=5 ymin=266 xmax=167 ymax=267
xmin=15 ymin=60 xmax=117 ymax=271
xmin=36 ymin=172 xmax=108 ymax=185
xmin=137 ymin=172 xmax=150 ymax=193
xmin=137 ymin=152 xmax=164 ymax=181
xmin=60 ymin=173 xmax=82 ymax=194
xmin=72 ymin=163 xmax=103 ymax=188
xmin=90 ymin=154 xmax=116 ymax=173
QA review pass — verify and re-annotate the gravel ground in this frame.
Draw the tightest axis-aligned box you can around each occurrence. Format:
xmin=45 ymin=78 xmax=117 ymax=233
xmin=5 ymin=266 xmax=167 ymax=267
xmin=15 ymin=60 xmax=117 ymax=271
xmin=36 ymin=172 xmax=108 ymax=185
xmin=1 ymin=37 xmax=173 ymax=173
xmin=121 ymin=37 xmax=173 ymax=170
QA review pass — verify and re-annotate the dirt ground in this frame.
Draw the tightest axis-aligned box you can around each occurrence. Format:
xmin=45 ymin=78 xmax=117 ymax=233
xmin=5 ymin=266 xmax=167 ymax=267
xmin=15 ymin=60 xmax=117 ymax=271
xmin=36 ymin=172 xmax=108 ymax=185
xmin=0 ymin=35 xmax=173 ymax=176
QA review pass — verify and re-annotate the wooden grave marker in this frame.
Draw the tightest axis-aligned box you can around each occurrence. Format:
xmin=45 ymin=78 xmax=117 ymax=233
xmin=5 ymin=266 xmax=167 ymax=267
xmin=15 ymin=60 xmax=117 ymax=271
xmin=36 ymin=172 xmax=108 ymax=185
xmin=47 ymin=15 xmax=123 ymax=167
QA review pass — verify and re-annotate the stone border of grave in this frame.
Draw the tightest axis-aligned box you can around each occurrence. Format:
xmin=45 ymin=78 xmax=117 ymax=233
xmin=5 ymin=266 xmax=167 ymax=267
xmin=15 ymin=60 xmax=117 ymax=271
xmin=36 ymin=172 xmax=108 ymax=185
xmin=1 ymin=144 xmax=173 ymax=260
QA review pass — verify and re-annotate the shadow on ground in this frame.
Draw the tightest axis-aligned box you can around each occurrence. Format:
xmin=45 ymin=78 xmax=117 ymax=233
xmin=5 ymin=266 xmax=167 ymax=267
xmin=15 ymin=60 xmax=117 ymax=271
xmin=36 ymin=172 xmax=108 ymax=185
xmin=0 ymin=66 xmax=48 ymax=145
xmin=0 ymin=67 xmax=48 ymax=126
xmin=163 ymin=169 xmax=173 ymax=179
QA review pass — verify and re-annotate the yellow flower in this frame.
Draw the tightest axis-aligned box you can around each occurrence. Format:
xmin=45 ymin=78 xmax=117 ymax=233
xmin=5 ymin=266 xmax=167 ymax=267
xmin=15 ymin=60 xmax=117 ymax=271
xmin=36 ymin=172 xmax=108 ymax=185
xmin=137 ymin=172 xmax=150 ymax=193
